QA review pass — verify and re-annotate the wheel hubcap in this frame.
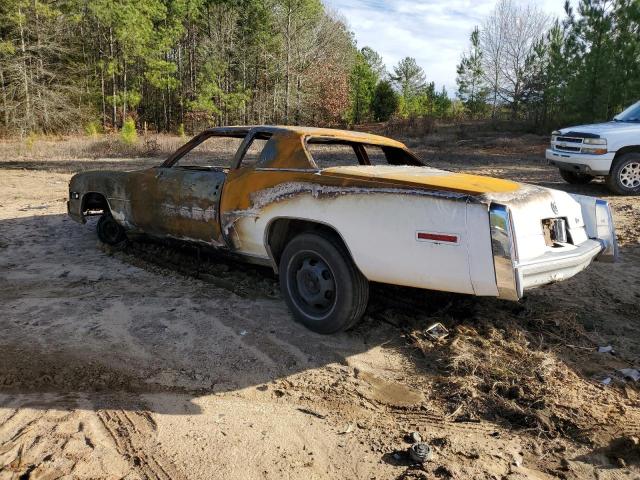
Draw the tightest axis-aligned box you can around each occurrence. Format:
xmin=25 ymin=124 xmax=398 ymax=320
xmin=292 ymin=255 xmax=335 ymax=315
xmin=620 ymin=162 xmax=640 ymax=188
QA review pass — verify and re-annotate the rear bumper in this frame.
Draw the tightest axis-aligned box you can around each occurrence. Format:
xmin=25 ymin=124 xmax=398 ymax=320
xmin=517 ymin=240 xmax=602 ymax=291
xmin=489 ymin=200 xmax=617 ymax=301
xmin=545 ymin=149 xmax=614 ymax=176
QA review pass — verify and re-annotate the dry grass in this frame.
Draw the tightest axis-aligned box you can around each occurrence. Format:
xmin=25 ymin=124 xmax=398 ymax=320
xmin=384 ymin=116 xmax=436 ymax=138
xmin=0 ymin=134 xmax=187 ymax=160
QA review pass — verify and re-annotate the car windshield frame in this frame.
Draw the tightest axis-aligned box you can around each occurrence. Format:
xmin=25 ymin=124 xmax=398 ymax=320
xmin=614 ymin=101 xmax=640 ymax=122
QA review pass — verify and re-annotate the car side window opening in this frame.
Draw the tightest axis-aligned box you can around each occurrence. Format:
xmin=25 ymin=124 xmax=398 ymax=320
xmin=237 ymin=133 xmax=272 ymax=168
xmin=171 ymin=135 xmax=246 ymax=170
xmin=306 ymin=139 xmax=423 ymax=169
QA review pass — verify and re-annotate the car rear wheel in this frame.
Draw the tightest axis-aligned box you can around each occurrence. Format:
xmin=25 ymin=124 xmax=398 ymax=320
xmin=559 ymin=169 xmax=594 ymax=185
xmin=97 ymin=213 xmax=127 ymax=245
xmin=279 ymin=232 xmax=369 ymax=334
xmin=606 ymin=153 xmax=640 ymax=195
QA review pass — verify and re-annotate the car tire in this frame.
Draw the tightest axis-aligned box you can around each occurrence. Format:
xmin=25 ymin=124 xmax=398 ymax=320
xmin=559 ymin=169 xmax=594 ymax=185
xmin=279 ymin=232 xmax=369 ymax=334
xmin=606 ymin=153 xmax=640 ymax=195
xmin=97 ymin=213 xmax=127 ymax=245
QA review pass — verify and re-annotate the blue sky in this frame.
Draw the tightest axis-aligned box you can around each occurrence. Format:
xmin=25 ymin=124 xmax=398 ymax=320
xmin=323 ymin=0 xmax=572 ymax=94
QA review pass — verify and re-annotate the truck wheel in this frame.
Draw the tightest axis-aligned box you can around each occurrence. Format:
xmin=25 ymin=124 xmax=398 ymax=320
xmin=606 ymin=153 xmax=640 ymax=195
xmin=97 ymin=213 xmax=126 ymax=245
xmin=559 ymin=169 xmax=594 ymax=185
xmin=279 ymin=232 xmax=369 ymax=334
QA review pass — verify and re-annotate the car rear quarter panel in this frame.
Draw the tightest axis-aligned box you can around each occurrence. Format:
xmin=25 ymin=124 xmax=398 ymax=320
xmin=222 ymin=177 xmax=498 ymax=296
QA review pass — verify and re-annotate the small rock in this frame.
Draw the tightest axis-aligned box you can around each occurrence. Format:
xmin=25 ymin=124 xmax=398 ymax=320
xmin=434 ymin=465 xmax=454 ymax=479
xmin=507 ymin=385 xmax=524 ymax=400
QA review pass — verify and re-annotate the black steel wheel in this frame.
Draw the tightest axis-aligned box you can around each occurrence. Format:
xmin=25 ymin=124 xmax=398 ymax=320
xmin=97 ymin=213 xmax=126 ymax=245
xmin=279 ymin=232 xmax=369 ymax=334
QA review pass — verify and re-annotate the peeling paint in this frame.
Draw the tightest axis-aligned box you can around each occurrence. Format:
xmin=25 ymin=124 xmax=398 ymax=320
xmin=160 ymin=204 xmax=217 ymax=222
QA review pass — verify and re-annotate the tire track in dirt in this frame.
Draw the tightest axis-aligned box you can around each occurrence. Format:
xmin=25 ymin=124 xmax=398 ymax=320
xmin=98 ymin=408 xmax=184 ymax=480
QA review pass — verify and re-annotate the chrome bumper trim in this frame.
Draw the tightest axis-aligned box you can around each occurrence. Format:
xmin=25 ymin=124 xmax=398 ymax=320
xmin=594 ymin=199 xmax=619 ymax=262
xmin=489 ymin=203 xmax=520 ymax=301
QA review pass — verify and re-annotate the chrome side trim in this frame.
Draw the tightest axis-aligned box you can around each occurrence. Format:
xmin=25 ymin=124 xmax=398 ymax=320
xmin=489 ymin=203 xmax=521 ymax=301
xmin=594 ymin=199 xmax=619 ymax=262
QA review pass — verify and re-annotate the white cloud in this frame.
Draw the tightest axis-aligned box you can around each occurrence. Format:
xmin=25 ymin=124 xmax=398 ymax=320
xmin=324 ymin=0 xmax=572 ymax=94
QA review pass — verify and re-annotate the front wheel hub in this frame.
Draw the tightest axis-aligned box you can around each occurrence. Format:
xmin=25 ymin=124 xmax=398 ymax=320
xmin=293 ymin=256 xmax=335 ymax=314
xmin=620 ymin=161 xmax=640 ymax=188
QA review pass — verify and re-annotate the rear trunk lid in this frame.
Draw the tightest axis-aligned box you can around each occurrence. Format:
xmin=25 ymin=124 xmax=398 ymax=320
xmin=320 ymin=165 xmax=520 ymax=195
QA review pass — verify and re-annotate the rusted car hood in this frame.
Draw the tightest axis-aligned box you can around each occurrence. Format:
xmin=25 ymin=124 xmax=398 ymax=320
xmin=320 ymin=166 xmax=520 ymax=195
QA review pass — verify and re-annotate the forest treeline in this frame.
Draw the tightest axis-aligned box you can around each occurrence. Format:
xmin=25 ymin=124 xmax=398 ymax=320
xmin=1 ymin=0 xmax=638 ymax=136
xmin=456 ymin=0 xmax=640 ymax=129
xmin=0 ymin=0 xmax=450 ymax=135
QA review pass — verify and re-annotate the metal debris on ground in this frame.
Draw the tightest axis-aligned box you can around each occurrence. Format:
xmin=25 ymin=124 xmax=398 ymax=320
xmin=598 ymin=345 xmax=614 ymax=353
xmin=424 ymin=322 xmax=449 ymax=341
xmin=409 ymin=431 xmax=422 ymax=443
xmin=619 ymin=368 xmax=640 ymax=382
xmin=297 ymin=407 xmax=327 ymax=419
xmin=601 ymin=377 xmax=613 ymax=385
xmin=408 ymin=442 xmax=432 ymax=463
xmin=339 ymin=424 xmax=354 ymax=434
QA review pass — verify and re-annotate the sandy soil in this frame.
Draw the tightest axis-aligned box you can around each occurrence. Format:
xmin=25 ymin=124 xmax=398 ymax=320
xmin=1 ymin=128 xmax=639 ymax=479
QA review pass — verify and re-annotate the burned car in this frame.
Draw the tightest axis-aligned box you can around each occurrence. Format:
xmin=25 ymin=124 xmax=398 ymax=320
xmin=68 ymin=126 xmax=618 ymax=333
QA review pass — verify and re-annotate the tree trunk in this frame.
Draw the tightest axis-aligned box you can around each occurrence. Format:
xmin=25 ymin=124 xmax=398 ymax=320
xmin=123 ymin=61 xmax=127 ymax=121
xmin=285 ymin=4 xmax=292 ymax=123
xmin=101 ymin=65 xmax=107 ymax=127
xmin=33 ymin=0 xmax=50 ymax=130
xmin=18 ymin=5 xmax=31 ymax=133
xmin=109 ymin=27 xmax=117 ymax=127
xmin=0 ymin=67 xmax=8 ymax=129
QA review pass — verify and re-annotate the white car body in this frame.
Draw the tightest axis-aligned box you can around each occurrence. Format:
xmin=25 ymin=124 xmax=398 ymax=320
xmin=230 ymin=170 xmax=619 ymax=301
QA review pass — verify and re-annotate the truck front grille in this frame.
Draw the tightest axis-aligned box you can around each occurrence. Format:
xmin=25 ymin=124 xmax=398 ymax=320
xmin=553 ymin=135 xmax=584 ymax=153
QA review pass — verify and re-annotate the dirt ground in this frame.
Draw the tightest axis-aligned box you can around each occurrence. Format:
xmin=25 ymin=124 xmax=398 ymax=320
xmin=1 ymin=126 xmax=639 ymax=479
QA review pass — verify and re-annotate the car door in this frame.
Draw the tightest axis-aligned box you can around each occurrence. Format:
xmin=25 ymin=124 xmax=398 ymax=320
xmin=128 ymin=132 xmax=245 ymax=247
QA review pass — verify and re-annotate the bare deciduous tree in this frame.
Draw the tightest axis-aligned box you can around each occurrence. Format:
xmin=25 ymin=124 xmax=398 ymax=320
xmin=481 ymin=0 xmax=548 ymax=118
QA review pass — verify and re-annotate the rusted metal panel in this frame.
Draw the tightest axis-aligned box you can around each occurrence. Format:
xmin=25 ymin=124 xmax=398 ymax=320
xmin=127 ymin=168 xmax=226 ymax=245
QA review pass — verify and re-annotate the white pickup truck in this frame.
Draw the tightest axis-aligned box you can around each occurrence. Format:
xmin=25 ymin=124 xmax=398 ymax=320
xmin=546 ymin=100 xmax=640 ymax=195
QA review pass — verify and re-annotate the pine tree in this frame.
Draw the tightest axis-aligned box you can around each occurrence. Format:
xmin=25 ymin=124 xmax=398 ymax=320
xmin=372 ymin=80 xmax=398 ymax=121
xmin=348 ymin=50 xmax=378 ymax=124
xmin=456 ymin=27 xmax=489 ymax=117
xmin=391 ymin=57 xmax=427 ymax=101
